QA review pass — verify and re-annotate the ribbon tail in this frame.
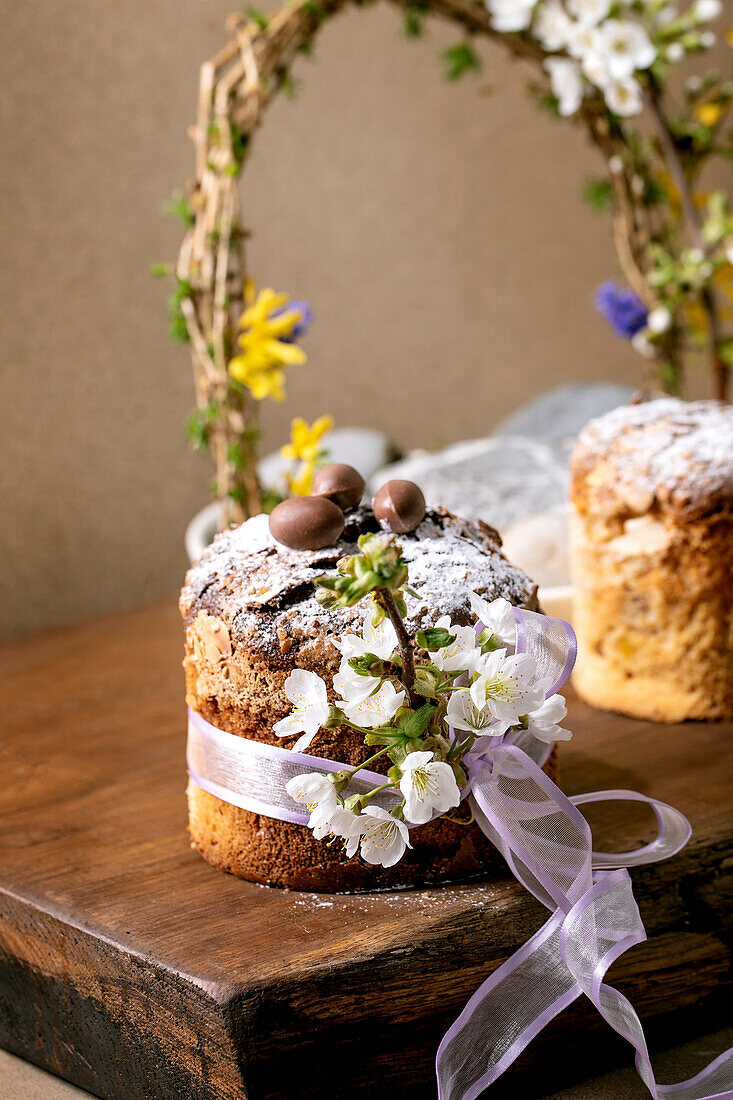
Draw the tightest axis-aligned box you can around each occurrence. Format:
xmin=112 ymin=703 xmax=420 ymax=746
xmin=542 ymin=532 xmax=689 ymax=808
xmin=569 ymin=790 xmax=692 ymax=869
xmin=561 ymin=869 xmax=733 ymax=1100
xmin=436 ymin=909 xmax=581 ymax=1100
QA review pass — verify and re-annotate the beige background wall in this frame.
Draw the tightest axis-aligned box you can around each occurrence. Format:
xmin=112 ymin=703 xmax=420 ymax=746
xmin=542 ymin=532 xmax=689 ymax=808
xmin=0 ymin=0 xmax=711 ymax=640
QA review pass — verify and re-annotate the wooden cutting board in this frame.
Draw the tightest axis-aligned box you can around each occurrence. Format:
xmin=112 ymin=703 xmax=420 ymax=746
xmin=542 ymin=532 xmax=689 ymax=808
xmin=0 ymin=601 xmax=730 ymax=1100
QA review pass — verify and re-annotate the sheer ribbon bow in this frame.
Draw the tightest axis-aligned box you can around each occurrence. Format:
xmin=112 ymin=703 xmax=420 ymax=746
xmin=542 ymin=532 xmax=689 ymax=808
xmin=187 ymin=607 xmax=733 ymax=1100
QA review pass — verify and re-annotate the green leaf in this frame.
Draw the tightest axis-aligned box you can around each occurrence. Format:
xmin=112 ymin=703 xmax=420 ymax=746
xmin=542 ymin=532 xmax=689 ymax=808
xmin=364 ymin=731 xmax=409 ymax=748
xmin=302 ymin=0 xmax=327 ymax=25
xmin=404 ymin=6 xmax=423 ymax=36
xmin=535 ymin=92 xmax=560 ymax=118
xmin=582 ymin=177 xmax=614 ymax=214
xmin=397 ymin=703 xmax=435 ymax=740
xmin=185 ymin=403 xmax=218 ymax=450
xmin=643 ymin=178 xmax=666 ymax=207
xmin=413 ymin=669 xmax=438 ymax=699
xmin=348 ymin=654 xmax=386 ymax=677
xmin=261 ymin=488 xmax=284 ymax=513
xmin=659 ymin=361 xmax=682 ymax=395
xmin=720 ymin=338 xmax=733 ymax=367
xmin=230 ymin=123 xmax=250 ymax=164
xmin=416 ymin=627 xmax=456 ymax=652
xmin=162 ymin=191 xmax=194 ymax=228
xmin=246 ymin=6 xmax=269 ymax=29
xmin=227 ymin=441 xmax=247 ymax=469
xmin=149 ymin=262 xmax=172 ymax=278
xmin=169 ymin=312 xmax=190 ymax=343
xmin=477 ymin=628 xmax=503 ymax=653
xmin=174 ymin=277 xmax=194 ymax=300
xmin=443 ymin=42 xmax=480 ymax=81
xmin=278 ymin=69 xmax=297 ymax=99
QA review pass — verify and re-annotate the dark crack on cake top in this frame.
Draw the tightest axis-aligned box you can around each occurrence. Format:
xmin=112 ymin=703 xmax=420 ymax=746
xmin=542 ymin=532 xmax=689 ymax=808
xmin=180 ymin=505 xmax=538 ymax=659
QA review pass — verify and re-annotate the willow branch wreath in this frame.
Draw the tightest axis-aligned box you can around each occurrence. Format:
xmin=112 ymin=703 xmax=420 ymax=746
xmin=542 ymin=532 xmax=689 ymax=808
xmin=160 ymin=0 xmax=732 ymax=525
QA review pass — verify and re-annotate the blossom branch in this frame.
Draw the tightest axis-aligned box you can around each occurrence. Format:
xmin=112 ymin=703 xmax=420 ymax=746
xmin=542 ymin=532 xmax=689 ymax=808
xmin=645 ymin=86 xmax=728 ymax=402
xmin=375 ymin=587 xmax=419 ymax=708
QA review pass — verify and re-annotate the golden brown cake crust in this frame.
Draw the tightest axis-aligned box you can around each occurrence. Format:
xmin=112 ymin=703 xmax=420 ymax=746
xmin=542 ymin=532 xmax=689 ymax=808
xmin=181 ymin=506 xmax=548 ymax=891
xmin=570 ymin=399 xmax=733 ymax=723
xmin=571 ymin=398 xmax=733 ymax=521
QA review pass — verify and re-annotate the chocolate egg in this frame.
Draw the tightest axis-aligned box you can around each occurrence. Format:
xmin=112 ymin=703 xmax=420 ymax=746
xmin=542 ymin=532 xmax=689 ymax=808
xmin=269 ymin=496 xmax=344 ymax=550
xmin=373 ymin=479 xmax=426 ymax=534
xmin=311 ymin=463 xmax=365 ymax=511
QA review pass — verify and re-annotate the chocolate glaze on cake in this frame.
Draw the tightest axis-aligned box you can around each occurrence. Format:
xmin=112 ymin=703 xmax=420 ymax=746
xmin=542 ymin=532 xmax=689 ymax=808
xmin=181 ymin=505 xmax=550 ymax=892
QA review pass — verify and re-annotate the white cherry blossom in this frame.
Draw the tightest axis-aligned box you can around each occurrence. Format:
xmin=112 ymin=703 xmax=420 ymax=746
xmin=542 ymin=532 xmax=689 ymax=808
xmin=285 ymin=772 xmax=338 ymax=826
xmin=342 ymin=680 xmax=405 ymax=728
xmin=274 ymin=669 xmax=330 ymax=752
xmin=446 ymin=688 xmax=508 ymax=736
xmin=333 ymin=659 xmax=380 ymax=707
xmin=334 ymin=607 xmax=398 ymax=662
xmin=469 ymin=593 xmax=517 ymax=648
xmin=581 ymin=48 xmax=612 ymax=87
xmin=566 ymin=22 xmax=602 ymax=60
xmin=332 ymin=607 xmax=400 ymax=705
xmin=694 ymin=0 xmax=721 ymax=20
xmin=486 ymin=0 xmax=536 ymax=33
xmin=648 ymin=306 xmax=672 ymax=333
xmin=545 ymin=57 xmax=585 ymax=116
xmin=567 ymin=0 xmax=611 ymax=26
xmin=535 ymin=0 xmax=573 ymax=49
xmin=399 ymin=751 xmax=461 ymax=824
xmin=470 ymin=649 xmax=545 ymax=724
xmin=599 ymin=20 xmax=656 ymax=80
xmin=526 ymin=694 xmax=573 ymax=743
xmin=631 ymin=329 xmax=655 ymax=357
xmin=603 ymin=75 xmax=644 ymax=116
xmin=655 ymin=4 xmax=678 ymax=26
xmin=430 ymin=615 xmax=480 ymax=673
xmin=311 ymin=805 xmax=364 ymax=855
xmin=357 ymin=806 xmax=412 ymax=867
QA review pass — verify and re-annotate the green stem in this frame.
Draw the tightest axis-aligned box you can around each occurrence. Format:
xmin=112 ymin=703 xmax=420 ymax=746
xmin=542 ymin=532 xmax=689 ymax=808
xmin=435 ymin=671 xmax=462 ymax=693
xmin=345 ymin=745 xmax=391 ymax=777
xmin=361 ymin=781 xmax=399 ymax=803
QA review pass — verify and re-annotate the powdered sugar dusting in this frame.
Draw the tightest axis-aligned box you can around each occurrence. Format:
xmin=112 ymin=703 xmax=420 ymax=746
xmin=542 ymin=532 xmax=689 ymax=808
xmin=180 ymin=507 xmax=538 ymax=656
xmin=572 ymin=398 xmax=733 ymax=518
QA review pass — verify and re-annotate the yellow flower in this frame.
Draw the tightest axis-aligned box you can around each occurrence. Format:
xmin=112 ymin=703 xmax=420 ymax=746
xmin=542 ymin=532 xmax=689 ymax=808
xmin=288 ymin=461 xmax=317 ymax=497
xmin=228 ymin=357 xmax=288 ymax=401
xmin=228 ymin=282 xmax=308 ymax=402
xmin=281 ymin=415 xmax=334 ymax=464
xmin=282 ymin=415 xmax=334 ymax=496
xmin=695 ymin=102 xmax=726 ymax=128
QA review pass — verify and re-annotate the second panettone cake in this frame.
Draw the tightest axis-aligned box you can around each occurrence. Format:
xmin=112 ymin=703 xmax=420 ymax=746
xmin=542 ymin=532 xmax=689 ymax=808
xmin=180 ymin=503 xmax=556 ymax=892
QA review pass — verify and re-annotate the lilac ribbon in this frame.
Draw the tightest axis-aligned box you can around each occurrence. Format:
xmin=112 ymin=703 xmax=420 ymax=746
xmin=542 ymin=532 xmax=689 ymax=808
xmin=186 ymin=607 xmax=733 ymax=1100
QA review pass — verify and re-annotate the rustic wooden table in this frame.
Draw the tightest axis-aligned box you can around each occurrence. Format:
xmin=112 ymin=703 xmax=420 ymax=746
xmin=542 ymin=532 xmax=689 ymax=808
xmin=0 ymin=601 xmax=730 ymax=1100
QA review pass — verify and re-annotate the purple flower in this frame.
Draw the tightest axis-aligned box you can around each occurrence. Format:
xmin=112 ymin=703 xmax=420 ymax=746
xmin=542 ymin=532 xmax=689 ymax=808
xmin=275 ymin=300 xmax=313 ymax=343
xmin=594 ymin=281 xmax=648 ymax=339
